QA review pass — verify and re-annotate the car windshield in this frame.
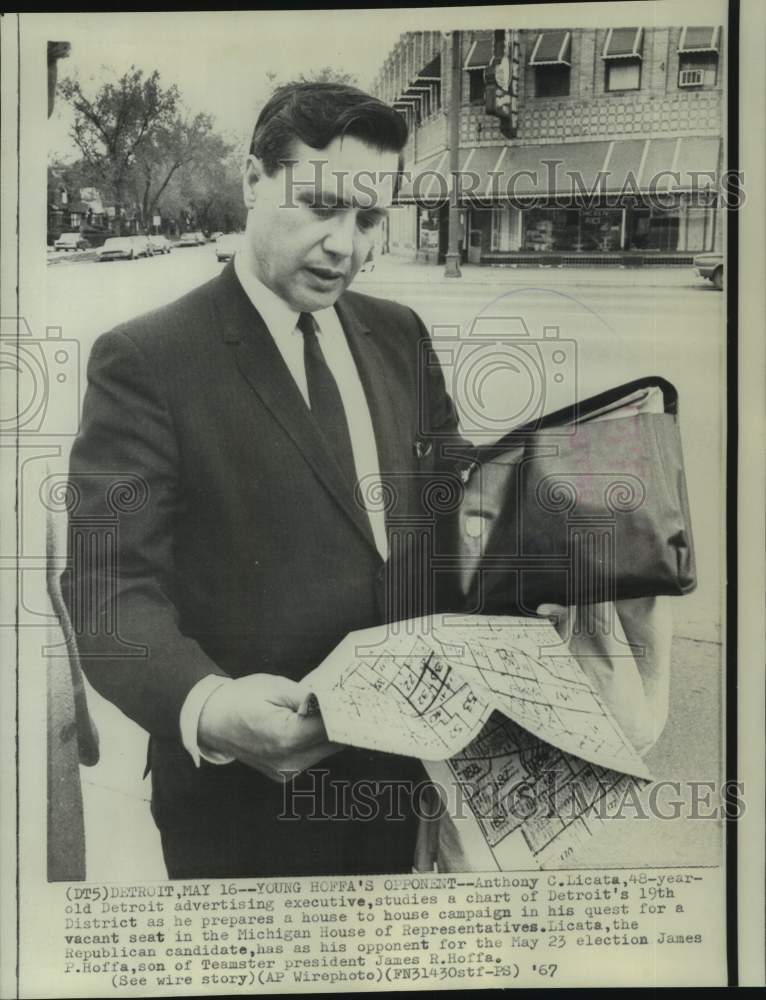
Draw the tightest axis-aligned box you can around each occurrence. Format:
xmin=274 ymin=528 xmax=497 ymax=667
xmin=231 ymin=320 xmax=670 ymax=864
xmin=103 ymin=238 xmax=131 ymax=249
xmin=59 ymin=235 xmax=79 ymax=243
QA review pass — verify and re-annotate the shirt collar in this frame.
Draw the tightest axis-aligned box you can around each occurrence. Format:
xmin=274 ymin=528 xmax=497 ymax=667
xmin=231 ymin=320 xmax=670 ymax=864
xmin=233 ymin=250 xmax=304 ymax=341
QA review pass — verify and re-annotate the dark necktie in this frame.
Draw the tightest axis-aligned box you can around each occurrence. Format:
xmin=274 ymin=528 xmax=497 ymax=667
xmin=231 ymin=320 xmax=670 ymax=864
xmin=297 ymin=312 xmax=357 ymax=488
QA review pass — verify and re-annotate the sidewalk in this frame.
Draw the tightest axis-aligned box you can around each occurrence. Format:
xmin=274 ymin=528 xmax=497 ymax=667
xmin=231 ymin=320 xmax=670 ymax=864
xmin=360 ymin=252 xmax=705 ymax=288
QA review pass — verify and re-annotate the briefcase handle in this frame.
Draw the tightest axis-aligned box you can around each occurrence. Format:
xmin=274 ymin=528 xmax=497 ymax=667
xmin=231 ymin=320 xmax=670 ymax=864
xmin=473 ymin=375 xmax=679 ymax=460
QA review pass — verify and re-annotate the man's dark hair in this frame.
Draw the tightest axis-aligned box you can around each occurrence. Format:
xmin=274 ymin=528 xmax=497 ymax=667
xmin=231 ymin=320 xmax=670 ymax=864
xmin=249 ymin=81 xmax=408 ymax=176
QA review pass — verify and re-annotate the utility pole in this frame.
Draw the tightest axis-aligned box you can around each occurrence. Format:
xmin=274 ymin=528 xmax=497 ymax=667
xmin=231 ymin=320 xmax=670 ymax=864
xmin=444 ymin=30 xmax=462 ymax=278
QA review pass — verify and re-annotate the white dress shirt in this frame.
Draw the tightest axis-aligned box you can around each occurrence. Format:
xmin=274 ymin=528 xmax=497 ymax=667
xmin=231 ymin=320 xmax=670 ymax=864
xmin=180 ymin=253 xmax=388 ymax=765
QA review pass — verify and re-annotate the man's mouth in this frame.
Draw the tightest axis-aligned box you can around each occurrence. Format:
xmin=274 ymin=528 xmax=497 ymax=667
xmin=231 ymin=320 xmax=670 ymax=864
xmin=304 ymin=265 xmax=346 ymax=284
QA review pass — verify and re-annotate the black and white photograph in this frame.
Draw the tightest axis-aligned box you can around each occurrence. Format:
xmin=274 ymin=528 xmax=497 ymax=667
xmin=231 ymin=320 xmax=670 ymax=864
xmin=1 ymin=1 xmax=764 ymax=993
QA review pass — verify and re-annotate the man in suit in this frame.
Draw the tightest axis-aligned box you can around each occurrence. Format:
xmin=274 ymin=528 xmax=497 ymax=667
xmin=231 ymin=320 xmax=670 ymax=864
xmin=63 ymin=82 xmax=465 ymax=878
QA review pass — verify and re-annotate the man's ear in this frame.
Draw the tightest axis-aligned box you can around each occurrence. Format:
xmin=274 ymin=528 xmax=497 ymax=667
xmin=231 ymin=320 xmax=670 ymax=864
xmin=243 ymin=155 xmax=263 ymax=209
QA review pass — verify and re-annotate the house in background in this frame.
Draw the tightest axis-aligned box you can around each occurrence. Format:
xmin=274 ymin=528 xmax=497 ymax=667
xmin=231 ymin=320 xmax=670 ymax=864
xmin=47 ymin=173 xmax=144 ymax=246
xmin=371 ymin=26 xmax=723 ymax=267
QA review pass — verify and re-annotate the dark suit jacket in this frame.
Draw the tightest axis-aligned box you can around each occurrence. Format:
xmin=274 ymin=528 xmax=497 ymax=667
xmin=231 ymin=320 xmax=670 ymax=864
xmin=62 ymin=261 xmax=466 ymax=877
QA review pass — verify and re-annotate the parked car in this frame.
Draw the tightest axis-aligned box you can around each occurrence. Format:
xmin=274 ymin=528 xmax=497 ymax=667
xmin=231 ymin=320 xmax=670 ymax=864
xmin=209 ymin=231 xmax=223 ymax=243
xmin=54 ymin=232 xmax=90 ymax=252
xmin=97 ymin=237 xmax=136 ymax=261
xmin=178 ymin=231 xmax=206 ymax=247
xmin=130 ymin=235 xmax=154 ymax=258
xmin=694 ymin=251 xmax=723 ymax=289
xmin=215 ymin=233 xmax=242 ymax=262
xmin=148 ymin=234 xmax=172 ymax=255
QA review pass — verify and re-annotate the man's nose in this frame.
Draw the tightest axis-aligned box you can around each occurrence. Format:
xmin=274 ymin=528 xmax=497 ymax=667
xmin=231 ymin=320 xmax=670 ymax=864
xmin=321 ymin=213 xmax=357 ymax=258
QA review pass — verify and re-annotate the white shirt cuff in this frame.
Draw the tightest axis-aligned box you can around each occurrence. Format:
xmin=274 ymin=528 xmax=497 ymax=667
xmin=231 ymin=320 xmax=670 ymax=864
xmin=180 ymin=675 xmax=236 ymax=767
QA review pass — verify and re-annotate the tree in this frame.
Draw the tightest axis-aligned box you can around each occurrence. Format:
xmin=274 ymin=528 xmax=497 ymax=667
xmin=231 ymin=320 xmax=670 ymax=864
xmin=130 ymin=112 xmax=228 ymax=228
xmin=172 ymin=146 xmax=246 ymax=234
xmin=296 ymin=67 xmax=358 ymax=86
xmin=59 ymin=67 xmax=179 ymax=232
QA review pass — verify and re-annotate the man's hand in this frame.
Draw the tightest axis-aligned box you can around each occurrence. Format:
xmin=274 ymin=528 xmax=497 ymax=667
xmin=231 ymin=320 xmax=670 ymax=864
xmin=197 ymin=673 xmax=342 ymax=782
xmin=536 ymin=603 xmax=572 ymax=639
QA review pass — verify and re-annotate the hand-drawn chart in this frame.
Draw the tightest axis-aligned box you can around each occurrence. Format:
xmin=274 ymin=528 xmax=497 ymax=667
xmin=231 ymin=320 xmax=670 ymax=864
xmin=302 ymin=614 xmax=651 ymax=870
xmin=443 ymin=713 xmax=642 ymax=868
xmin=304 ymin=615 xmax=649 ymax=778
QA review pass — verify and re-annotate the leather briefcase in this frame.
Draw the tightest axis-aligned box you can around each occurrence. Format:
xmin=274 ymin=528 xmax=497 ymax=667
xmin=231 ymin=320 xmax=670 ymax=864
xmin=455 ymin=376 xmax=697 ymax=613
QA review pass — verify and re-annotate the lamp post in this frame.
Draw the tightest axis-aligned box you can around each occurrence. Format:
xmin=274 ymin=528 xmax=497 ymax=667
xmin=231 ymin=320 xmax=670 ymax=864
xmin=444 ymin=30 xmax=462 ymax=278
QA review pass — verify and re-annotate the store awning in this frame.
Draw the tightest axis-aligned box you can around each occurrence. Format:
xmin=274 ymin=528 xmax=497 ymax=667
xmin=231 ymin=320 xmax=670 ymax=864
xmin=669 ymin=136 xmax=721 ymax=189
xmin=464 ymin=37 xmax=494 ymax=70
xmin=397 ymin=147 xmax=501 ymax=203
xmin=394 ymin=137 xmax=722 ymax=203
xmin=397 ymin=149 xmax=449 ymax=202
xmin=497 ymin=142 xmax=612 ymax=198
xmin=602 ymin=27 xmax=643 ymax=59
xmin=394 ymin=83 xmax=433 ymax=112
xmin=678 ymin=26 xmax=720 ymax=53
xmin=529 ymin=31 xmax=571 ymax=66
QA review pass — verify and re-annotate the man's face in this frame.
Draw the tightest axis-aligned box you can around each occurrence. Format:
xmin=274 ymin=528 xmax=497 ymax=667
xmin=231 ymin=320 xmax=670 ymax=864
xmin=242 ymin=135 xmax=399 ymax=312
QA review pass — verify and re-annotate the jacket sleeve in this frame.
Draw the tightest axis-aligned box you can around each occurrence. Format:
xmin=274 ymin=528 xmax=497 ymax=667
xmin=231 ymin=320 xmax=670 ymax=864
xmin=61 ymin=327 xmax=229 ymax=740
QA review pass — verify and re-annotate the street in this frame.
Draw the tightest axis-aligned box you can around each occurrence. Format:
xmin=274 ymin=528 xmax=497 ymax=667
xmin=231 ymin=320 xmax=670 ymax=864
xmin=46 ymin=247 xmax=726 ymax=879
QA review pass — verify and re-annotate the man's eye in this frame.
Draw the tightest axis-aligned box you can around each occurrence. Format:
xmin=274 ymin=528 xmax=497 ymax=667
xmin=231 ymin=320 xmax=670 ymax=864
xmin=357 ymin=214 xmax=380 ymax=232
xmin=311 ymin=206 xmax=337 ymax=219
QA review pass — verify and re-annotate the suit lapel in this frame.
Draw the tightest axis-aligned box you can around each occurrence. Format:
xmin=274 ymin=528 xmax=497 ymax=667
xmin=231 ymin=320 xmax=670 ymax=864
xmin=211 ymin=263 xmax=378 ymax=552
xmin=336 ymin=297 xmax=417 ymax=525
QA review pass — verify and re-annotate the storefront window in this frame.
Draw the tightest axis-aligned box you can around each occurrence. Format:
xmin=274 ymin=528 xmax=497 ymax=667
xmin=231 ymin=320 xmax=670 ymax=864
xmin=628 ymin=208 xmax=680 ymax=251
xmin=418 ymin=208 xmax=440 ymax=251
xmin=580 ymin=209 xmax=622 ymax=251
xmin=522 ymin=208 xmax=622 ymax=252
xmin=522 ymin=209 xmax=574 ymax=251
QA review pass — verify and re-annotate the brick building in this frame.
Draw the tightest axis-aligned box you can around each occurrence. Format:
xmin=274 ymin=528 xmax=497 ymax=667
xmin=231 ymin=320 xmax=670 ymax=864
xmin=371 ymin=26 xmax=724 ymax=266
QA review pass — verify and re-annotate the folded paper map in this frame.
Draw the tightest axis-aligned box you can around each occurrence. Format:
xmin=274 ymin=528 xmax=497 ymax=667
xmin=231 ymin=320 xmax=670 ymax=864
xmin=300 ymin=614 xmax=651 ymax=870
xmin=300 ymin=614 xmax=650 ymax=780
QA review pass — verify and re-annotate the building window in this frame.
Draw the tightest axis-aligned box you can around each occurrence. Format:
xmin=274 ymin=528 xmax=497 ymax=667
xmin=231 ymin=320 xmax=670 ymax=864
xmin=418 ymin=208 xmax=440 ymax=252
xmin=605 ymin=59 xmax=641 ymax=91
xmin=529 ymin=30 xmax=571 ymax=98
xmin=580 ymin=209 xmax=622 ymax=252
xmin=602 ymin=27 xmax=643 ymax=92
xmin=535 ymin=64 xmax=570 ymax=97
xmin=522 ymin=209 xmax=577 ymax=252
xmin=463 ymin=37 xmax=493 ymax=103
xmin=678 ymin=26 xmax=720 ymax=88
xmin=678 ymin=52 xmax=718 ymax=87
xmin=628 ymin=207 xmax=680 ymax=252
xmin=468 ymin=68 xmax=485 ymax=103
